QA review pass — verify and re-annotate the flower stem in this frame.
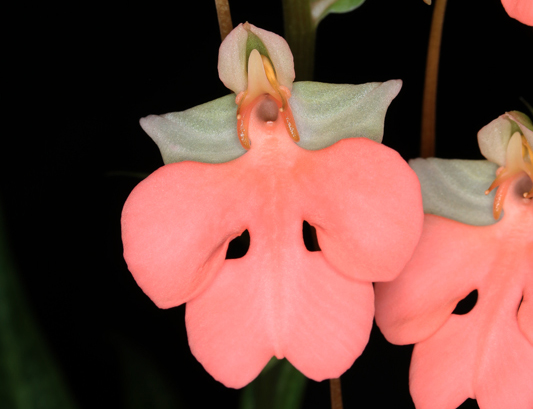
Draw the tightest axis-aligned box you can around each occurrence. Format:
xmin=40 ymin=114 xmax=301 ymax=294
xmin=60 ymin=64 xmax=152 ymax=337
xmin=282 ymin=0 xmax=316 ymax=80
xmin=330 ymin=378 xmax=343 ymax=409
xmin=215 ymin=0 xmax=233 ymax=41
xmin=421 ymin=0 xmax=448 ymax=158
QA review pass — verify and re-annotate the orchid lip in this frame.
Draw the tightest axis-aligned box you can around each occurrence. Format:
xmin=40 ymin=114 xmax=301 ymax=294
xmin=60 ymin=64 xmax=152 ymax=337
xmin=235 ymin=49 xmax=299 ymax=149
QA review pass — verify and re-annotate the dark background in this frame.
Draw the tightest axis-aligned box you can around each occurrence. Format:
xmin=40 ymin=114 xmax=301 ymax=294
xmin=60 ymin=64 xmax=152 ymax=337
xmin=3 ymin=0 xmax=532 ymax=408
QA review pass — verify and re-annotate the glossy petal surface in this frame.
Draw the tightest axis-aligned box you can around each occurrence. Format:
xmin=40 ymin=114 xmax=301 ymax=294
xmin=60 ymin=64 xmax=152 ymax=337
xmin=123 ymin=96 xmax=423 ymax=387
xmin=375 ymin=175 xmax=533 ymax=408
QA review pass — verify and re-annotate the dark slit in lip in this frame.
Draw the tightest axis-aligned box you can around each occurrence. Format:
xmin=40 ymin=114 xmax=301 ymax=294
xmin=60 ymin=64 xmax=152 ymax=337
xmin=303 ymin=221 xmax=321 ymax=252
xmin=452 ymin=289 xmax=478 ymax=315
xmin=226 ymin=229 xmax=250 ymax=259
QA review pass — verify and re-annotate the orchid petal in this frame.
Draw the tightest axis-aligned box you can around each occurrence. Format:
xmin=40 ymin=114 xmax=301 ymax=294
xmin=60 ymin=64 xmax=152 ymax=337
xmin=478 ymin=115 xmax=513 ymax=166
xmin=126 ymin=22 xmax=423 ymax=388
xmin=409 ymin=316 xmax=478 ymax=409
xmin=121 ymin=158 xmax=247 ymax=308
xmin=217 ymin=23 xmax=248 ymax=95
xmin=409 ymin=158 xmax=498 ymax=225
xmin=410 ymin=270 xmax=533 ymax=409
xmin=140 ymin=94 xmax=245 ymax=164
xmin=410 ymin=308 xmax=533 ymax=409
xmin=218 ymin=22 xmax=294 ymax=95
xmin=376 ymin=110 xmax=533 ymax=407
xmin=302 ymin=137 xmax=423 ymax=283
xmin=478 ymin=110 xmax=533 ymax=166
xmin=291 ymin=80 xmax=402 ymax=148
xmin=375 ymin=215 xmax=494 ymax=345
xmin=501 ymin=0 xmax=533 ymax=26
xmin=507 ymin=110 xmax=533 ymax=147
xmin=246 ymin=24 xmax=295 ymax=91
xmin=186 ymin=251 xmax=374 ymax=388
xmin=123 ymin=96 xmax=423 ymax=387
xmin=375 ymin=174 xmax=533 ymax=407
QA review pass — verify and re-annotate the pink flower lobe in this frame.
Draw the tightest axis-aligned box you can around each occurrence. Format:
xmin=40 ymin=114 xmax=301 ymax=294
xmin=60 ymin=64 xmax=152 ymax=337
xmin=122 ymin=95 xmax=423 ymax=387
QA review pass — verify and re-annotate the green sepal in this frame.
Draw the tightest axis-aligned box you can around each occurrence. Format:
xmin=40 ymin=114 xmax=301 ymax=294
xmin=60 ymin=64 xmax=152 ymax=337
xmin=140 ymin=94 xmax=246 ymax=165
xmin=410 ymin=158 xmax=499 ymax=226
xmin=142 ymin=80 xmax=401 ymax=164
xmin=292 ymin=80 xmax=401 ymax=149
xmin=477 ymin=111 xmax=533 ymax=166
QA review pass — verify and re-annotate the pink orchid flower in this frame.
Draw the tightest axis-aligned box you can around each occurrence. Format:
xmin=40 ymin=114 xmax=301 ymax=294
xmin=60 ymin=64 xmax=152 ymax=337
xmin=375 ymin=111 xmax=533 ymax=409
xmin=122 ymin=23 xmax=423 ymax=388
xmin=501 ymin=0 xmax=533 ymax=26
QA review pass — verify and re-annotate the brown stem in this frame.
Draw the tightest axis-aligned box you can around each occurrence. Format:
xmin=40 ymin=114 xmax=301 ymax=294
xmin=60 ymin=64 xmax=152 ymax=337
xmin=330 ymin=378 xmax=343 ymax=409
xmin=421 ymin=0 xmax=448 ymax=158
xmin=215 ymin=0 xmax=233 ymax=41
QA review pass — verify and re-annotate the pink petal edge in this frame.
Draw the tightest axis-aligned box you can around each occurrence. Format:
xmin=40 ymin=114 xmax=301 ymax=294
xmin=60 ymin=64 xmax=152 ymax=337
xmin=501 ymin=0 xmax=533 ymax=25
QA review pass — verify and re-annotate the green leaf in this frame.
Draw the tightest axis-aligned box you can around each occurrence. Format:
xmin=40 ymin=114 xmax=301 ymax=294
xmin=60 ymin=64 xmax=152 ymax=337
xmin=311 ymin=0 xmax=366 ymax=25
xmin=239 ymin=358 xmax=307 ymax=409
xmin=0 ymin=202 xmax=79 ymax=409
